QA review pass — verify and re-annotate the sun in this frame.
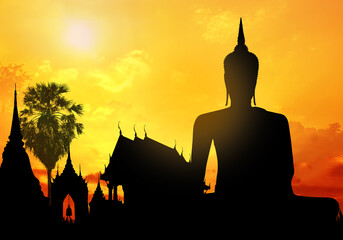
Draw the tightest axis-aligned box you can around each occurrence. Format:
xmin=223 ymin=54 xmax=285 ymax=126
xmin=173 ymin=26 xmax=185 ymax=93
xmin=66 ymin=21 xmax=94 ymax=50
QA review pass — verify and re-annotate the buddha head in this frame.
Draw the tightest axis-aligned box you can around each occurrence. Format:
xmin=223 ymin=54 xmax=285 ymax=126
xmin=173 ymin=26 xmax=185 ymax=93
xmin=224 ymin=18 xmax=259 ymax=106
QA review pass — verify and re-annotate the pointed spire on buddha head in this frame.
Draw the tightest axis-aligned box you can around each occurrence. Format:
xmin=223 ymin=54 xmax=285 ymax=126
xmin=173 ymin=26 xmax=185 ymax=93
xmin=235 ymin=18 xmax=247 ymax=52
xmin=224 ymin=18 xmax=259 ymax=107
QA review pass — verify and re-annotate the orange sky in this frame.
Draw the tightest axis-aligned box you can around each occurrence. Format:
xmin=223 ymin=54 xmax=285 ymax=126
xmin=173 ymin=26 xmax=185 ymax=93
xmin=0 ymin=0 xmax=343 ymax=207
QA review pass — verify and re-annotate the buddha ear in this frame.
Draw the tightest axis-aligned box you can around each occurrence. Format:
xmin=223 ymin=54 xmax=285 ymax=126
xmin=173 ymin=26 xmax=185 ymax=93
xmin=224 ymin=73 xmax=229 ymax=106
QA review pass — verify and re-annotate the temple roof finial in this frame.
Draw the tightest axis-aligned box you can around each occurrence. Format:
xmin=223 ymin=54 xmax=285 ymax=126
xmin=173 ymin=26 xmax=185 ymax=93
xmin=118 ymin=121 xmax=122 ymax=136
xmin=144 ymin=124 xmax=147 ymax=138
xmin=133 ymin=124 xmax=137 ymax=138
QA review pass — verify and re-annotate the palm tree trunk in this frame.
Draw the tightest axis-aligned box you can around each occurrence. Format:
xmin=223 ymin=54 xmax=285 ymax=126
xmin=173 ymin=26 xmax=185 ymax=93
xmin=47 ymin=168 xmax=52 ymax=203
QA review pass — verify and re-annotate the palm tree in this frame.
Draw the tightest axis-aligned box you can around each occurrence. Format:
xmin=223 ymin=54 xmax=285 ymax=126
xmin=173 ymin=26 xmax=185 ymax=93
xmin=20 ymin=82 xmax=84 ymax=200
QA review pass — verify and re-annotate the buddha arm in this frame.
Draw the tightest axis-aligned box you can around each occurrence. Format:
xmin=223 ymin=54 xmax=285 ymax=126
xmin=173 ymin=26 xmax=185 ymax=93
xmin=278 ymin=115 xmax=295 ymax=196
xmin=191 ymin=115 xmax=213 ymax=193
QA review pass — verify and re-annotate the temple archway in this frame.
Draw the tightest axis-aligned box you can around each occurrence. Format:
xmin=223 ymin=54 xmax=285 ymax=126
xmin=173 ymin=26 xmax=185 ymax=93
xmin=51 ymin=151 xmax=88 ymax=224
xmin=63 ymin=194 xmax=75 ymax=223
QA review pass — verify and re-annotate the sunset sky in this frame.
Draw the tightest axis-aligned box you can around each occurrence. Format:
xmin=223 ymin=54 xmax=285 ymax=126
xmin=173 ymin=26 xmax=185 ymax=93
xmin=0 ymin=0 xmax=343 ymax=208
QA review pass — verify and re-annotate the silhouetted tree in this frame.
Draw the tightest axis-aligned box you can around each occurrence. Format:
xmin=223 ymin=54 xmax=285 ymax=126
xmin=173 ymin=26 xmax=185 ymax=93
xmin=20 ymin=82 xmax=84 ymax=200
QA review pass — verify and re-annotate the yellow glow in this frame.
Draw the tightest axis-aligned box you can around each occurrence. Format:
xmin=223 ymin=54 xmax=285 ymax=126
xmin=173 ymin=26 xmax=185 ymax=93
xmin=66 ymin=21 xmax=94 ymax=50
xmin=0 ymin=0 xmax=342 ymax=207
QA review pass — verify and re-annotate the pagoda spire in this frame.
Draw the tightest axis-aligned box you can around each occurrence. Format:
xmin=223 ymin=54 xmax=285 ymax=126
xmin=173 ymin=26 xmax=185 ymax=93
xmin=0 ymin=87 xmax=48 ymax=222
xmin=67 ymin=149 xmax=72 ymax=165
xmin=61 ymin=148 xmax=77 ymax=177
xmin=9 ymin=85 xmax=23 ymax=143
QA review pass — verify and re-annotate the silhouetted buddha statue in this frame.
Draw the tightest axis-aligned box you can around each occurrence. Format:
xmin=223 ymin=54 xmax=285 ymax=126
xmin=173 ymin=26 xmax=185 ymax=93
xmin=191 ymin=19 xmax=340 ymax=224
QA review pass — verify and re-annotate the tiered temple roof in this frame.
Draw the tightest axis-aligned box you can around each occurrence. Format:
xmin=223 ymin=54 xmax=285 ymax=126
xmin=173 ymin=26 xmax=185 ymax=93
xmin=101 ymin=128 xmax=200 ymax=209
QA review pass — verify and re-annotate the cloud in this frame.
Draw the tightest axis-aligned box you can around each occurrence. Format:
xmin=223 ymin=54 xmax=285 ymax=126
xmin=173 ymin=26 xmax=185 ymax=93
xmin=83 ymin=104 xmax=114 ymax=122
xmin=194 ymin=3 xmax=286 ymax=44
xmin=51 ymin=67 xmax=79 ymax=83
xmin=327 ymin=162 xmax=343 ymax=183
xmin=88 ymin=50 xmax=152 ymax=93
xmin=37 ymin=60 xmax=52 ymax=74
xmin=85 ymin=172 xmax=100 ymax=184
xmin=33 ymin=168 xmax=46 ymax=178
xmin=293 ymin=184 xmax=343 ymax=199
xmin=92 ymin=106 xmax=113 ymax=117
xmin=195 ymin=9 xmax=238 ymax=43
xmin=289 ymin=121 xmax=343 ymax=206
xmin=290 ymin=121 xmax=343 ymax=183
xmin=35 ymin=60 xmax=79 ymax=84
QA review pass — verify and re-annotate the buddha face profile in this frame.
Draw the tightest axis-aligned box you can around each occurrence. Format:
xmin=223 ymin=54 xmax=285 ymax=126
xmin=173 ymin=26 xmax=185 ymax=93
xmin=224 ymin=18 xmax=259 ymax=107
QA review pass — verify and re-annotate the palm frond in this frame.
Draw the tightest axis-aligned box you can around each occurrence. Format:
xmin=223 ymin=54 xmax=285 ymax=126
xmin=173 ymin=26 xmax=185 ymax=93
xmin=69 ymin=103 xmax=84 ymax=116
xmin=75 ymin=123 xmax=84 ymax=135
xmin=20 ymin=81 xmax=84 ymax=172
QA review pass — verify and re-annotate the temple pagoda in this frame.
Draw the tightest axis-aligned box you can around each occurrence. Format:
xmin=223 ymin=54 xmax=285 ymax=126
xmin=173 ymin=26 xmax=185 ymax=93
xmin=0 ymin=88 xmax=49 ymax=224
xmin=89 ymin=176 xmax=107 ymax=221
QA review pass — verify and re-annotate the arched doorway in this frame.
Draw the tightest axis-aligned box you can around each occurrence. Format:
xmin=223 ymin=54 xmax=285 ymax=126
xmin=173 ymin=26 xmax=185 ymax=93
xmin=51 ymin=150 xmax=88 ymax=224
xmin=117 ymin=185 xmax=124 ymax=203
xmin=63 ymin=194 xmax=75 ymax=223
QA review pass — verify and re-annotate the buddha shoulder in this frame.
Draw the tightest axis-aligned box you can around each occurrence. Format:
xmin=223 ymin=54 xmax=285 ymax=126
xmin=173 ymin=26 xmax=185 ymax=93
xmin=256 ymin=107 xmax=289 ymax=125
xmin=194 ymin=108 xmax=230 ymax=129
